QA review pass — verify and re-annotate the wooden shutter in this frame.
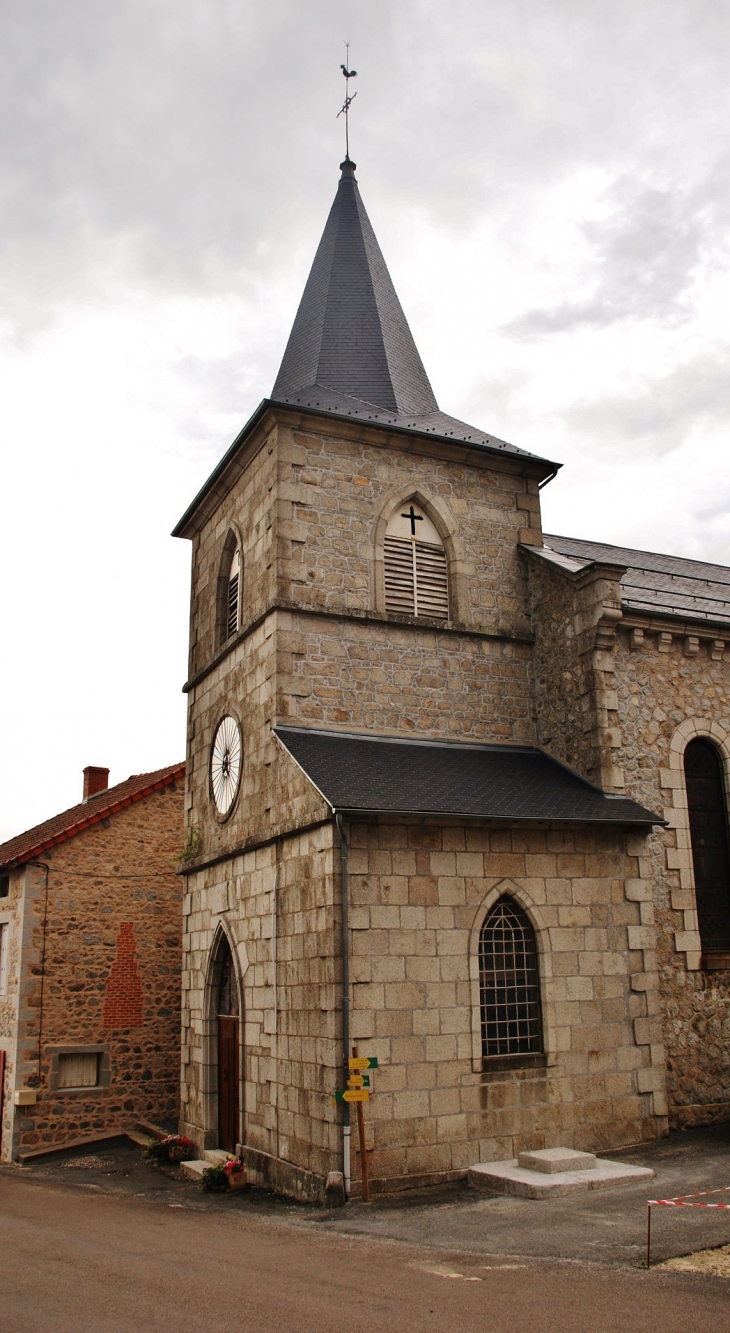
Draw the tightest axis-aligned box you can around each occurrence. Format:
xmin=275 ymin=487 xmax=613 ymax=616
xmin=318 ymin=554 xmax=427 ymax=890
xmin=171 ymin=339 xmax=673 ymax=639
xmin=384 ymin=536 xmax=416 ymax=615
xmin=384 ymin=535 xmax=449 ymax=620
xmin=414 ymin=541 xmax=449 ymax=619
xmin=226 ymin=572 xmax=239 ymax=639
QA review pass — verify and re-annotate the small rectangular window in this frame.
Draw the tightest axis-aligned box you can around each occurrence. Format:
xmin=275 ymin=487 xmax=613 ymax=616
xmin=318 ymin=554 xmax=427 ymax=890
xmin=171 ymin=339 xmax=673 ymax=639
xmin=0 ymin=874 xmax=9 ymax=899
xmin=0 ymin=923 xmax=8 ymax=994
xmin=58 ymin=1052 xmax=100 ymax=1089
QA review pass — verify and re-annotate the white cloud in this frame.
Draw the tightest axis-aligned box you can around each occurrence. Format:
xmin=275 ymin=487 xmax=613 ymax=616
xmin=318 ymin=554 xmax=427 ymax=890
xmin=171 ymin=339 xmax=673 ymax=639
xmin=2 ymin=0 xmax=730 ymax=836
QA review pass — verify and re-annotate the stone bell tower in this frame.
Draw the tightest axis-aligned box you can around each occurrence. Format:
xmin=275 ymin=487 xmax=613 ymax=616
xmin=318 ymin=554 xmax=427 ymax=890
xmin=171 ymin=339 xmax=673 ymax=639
xmin=174 ymin=156 xmax=662 ymax=1199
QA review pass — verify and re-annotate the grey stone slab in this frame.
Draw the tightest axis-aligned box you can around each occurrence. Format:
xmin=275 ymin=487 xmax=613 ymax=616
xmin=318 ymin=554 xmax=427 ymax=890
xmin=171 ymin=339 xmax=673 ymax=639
xmin=469 ymin=1157 xmax=654 ymax=1199
xmin=517 ymin=1147 xmax=597 ymax=1175
xmin=180 ymin=1159 xmax=208 ymax=1179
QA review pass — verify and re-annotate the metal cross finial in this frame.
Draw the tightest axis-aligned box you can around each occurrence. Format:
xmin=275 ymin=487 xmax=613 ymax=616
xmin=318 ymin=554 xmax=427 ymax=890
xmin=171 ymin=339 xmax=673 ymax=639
xmin=401 ymin=505 xmax=423 ymax=536
xmin=337 ymin=41 xmax=358 ymax=159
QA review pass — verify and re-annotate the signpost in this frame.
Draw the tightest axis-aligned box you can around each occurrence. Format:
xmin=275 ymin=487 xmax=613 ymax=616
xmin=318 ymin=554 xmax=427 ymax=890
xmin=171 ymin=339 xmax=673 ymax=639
xmin=334 ymin=1049 xmax=379 ymax=1202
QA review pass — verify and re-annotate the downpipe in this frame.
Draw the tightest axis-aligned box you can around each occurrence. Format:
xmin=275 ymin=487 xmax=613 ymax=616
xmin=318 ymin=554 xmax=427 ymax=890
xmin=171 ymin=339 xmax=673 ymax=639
xmin=335 ymin=813 xmax=350 ymax=1196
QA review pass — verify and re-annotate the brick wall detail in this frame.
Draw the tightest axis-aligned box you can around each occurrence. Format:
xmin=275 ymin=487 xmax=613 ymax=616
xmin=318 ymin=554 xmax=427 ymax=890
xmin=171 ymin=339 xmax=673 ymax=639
xmin=103 ymin=923 xmax=144 ymax=1028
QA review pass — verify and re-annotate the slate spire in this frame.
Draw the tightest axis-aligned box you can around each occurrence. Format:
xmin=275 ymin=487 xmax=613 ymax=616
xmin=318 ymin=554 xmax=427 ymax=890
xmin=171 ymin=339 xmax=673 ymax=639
xmin=272 ymin=158 xmax=439 ymax=416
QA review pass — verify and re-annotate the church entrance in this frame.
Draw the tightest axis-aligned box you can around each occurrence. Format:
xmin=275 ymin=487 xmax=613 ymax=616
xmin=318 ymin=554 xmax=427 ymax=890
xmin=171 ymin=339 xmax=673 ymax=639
xmin=216 ymin=939 xmax=239 ymax=1153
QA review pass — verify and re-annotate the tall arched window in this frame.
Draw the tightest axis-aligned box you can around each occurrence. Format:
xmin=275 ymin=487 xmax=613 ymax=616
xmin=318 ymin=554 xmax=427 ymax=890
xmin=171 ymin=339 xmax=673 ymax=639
xmin=479 ymin=896 xmax=542 ymax=1057
xmin=684 ymin=738 xmax=730 ymax=959
xmin=226 ymin=546 xmax=241 ymax=640
xmin=384 ymin=502 xmax=449 ymax=620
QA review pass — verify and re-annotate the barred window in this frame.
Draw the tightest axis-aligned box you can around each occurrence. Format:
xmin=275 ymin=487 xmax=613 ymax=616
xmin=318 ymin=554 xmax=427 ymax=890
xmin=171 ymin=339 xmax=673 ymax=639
xmin=685 ymin=738 xmax=730 ymax=957
xmin=479 ymin=896 xmax=542 ymax=1057
xmin=384 ymin=503 xmax=449 ymax=620
xmin=226 ymin=547 xmax=241 ymax=640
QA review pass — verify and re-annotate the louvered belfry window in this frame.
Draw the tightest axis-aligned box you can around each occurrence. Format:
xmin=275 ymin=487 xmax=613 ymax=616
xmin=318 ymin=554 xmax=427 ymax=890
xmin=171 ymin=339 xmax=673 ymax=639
xmin=479 ymin=897 xmax=542 ymax=1057
xmin=684 ymin=738 xmax=730 ymax=956
xmin=384 ymin=503 xmax=449 ymax=620
xmin=226 ymin=547 xmax=241 ymax=640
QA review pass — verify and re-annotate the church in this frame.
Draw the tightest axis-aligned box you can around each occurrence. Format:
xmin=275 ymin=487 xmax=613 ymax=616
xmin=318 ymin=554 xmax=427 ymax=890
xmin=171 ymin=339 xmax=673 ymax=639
xmin=174 ymin=154 xmax=730 ymax=1201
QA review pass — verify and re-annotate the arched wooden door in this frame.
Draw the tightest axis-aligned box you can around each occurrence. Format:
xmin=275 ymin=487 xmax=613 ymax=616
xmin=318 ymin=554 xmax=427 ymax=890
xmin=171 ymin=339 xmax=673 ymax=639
xmin=217 ymin=940 xmax=240 ymax=1153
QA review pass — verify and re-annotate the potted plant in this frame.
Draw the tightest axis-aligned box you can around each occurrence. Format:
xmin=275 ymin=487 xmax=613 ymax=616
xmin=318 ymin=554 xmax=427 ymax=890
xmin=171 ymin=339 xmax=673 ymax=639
xmin=201 ymin=1154 xmax=246 ymax=1192
xmin=143 ymin=1134 xmax=196 ymax=1164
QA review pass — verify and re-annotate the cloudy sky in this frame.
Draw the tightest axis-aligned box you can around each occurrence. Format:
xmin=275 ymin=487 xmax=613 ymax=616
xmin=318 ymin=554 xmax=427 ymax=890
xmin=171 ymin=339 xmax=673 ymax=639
xmin=2 ymin=0 xmax=729 ymax=840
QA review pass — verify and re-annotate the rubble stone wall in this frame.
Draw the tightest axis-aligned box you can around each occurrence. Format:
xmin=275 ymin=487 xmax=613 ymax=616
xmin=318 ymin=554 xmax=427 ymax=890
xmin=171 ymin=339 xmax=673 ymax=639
xmin=611 ymin=626 xmax=730 ymax=1127
xmin=6 ymin=781 xmax=184 ymax=1159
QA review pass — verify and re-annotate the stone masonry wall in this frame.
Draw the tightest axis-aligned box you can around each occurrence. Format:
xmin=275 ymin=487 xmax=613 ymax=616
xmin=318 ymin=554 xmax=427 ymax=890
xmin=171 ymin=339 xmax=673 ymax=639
xmin=8 ymin=780 xmax=184 ymax=1159
xmin=183 ymin=618 xmax=330 ymax=870
xmin=180 ymin=820 xmax=341 ymax=1196
xmin=0 ymin=867 xmax=25 ymax=1158
xmin=611 ymin=626 xmax=730 ymax=1126
xmin=275 ymin=415 xmax=543 ymax=637
xmin=276 ymin=610 xmax=534 ymax=742
xmin=346 ymin=818 xmax=665 ymax=1192
xmin=526 ymin=549 xmax=625 ymax=790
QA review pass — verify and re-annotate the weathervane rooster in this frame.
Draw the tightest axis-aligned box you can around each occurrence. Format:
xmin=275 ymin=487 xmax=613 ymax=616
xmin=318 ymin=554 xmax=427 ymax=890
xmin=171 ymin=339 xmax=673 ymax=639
xmin=337 ymin=42 xmax=358 ymax=160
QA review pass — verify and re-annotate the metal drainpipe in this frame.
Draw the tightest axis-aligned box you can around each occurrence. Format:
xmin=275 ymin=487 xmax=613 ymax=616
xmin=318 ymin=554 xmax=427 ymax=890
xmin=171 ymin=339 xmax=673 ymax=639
xmin=335 ymin=813 xmax=350 ymax=1196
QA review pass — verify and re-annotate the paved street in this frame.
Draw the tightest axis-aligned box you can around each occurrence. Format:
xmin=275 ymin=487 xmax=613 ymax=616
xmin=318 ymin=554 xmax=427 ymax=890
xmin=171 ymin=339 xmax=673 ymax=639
xmin=1 ymin=1162 xmax=729 ymax=1332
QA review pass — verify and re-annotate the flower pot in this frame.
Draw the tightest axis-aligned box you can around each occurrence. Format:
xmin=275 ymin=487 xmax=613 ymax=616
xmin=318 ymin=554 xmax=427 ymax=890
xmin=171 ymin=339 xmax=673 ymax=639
xmin=227 ymin=1170 xmax=246 ymax=1191
xmin=168 ymin=1145 xmax=193 ymax=1163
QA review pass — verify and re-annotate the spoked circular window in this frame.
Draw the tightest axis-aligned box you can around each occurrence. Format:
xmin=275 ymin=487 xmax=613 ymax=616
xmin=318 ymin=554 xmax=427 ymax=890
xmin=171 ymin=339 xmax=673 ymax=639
xmin=210 ymin=716 xmax=242 ymax=818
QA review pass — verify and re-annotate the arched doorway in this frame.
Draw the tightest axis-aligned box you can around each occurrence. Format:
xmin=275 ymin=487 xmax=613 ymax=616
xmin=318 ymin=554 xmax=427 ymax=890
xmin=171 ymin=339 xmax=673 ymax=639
xmin=216 ymin=937 xmax=240 ymax=1152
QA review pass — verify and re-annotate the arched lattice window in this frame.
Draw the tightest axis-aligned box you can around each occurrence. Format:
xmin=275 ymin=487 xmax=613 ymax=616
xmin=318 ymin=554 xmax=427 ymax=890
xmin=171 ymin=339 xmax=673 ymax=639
xmin=479 ymin=896 xmax=542 ymax=1057
xmin=684 ymin=738 xmax=730 ymax=958
xmin=384 ymin=502 xmax=449 ymax=620
xmin=225 ymin=547 xmax=241 ymax=640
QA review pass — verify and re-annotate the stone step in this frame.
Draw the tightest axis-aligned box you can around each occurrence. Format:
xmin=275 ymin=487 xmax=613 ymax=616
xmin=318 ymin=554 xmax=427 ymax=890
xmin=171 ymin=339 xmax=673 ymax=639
xmin=204 ymin=1149 xmax=231 ymax=1166
xmin=469 ymin=1152 xmax=654 ymax=1199
xmin=180 ymin=1159 xmax=208 ymax=1180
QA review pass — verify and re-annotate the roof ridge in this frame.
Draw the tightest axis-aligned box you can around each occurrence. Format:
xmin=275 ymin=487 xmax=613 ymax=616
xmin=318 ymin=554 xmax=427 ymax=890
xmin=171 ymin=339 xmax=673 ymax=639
xmin=545 ymin=533 xmax=730 ymax=576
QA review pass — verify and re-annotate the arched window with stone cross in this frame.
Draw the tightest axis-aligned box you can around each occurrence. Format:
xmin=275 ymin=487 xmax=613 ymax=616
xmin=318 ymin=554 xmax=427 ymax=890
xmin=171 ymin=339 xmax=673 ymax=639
xmin=383 ymin=502 xmax=449 ymax=619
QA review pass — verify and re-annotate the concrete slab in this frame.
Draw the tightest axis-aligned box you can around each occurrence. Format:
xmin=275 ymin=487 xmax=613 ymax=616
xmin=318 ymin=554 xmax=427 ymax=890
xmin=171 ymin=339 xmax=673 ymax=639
xmin=517 ymin=1148 xmax=597 ymax=1174
xmin=469 ymin=1156 xmax=654 ymax=1199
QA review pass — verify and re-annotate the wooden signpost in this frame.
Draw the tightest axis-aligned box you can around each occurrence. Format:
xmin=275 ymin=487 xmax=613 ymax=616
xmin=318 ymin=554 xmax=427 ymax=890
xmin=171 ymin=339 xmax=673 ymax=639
xmin=334 ymin=1046 xmax=379 ymax=1203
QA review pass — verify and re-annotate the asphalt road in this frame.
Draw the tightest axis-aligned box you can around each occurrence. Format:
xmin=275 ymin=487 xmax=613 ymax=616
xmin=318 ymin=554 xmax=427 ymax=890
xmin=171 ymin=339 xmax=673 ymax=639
xmin=1 ymin=1174 xmax=728 ymax=1333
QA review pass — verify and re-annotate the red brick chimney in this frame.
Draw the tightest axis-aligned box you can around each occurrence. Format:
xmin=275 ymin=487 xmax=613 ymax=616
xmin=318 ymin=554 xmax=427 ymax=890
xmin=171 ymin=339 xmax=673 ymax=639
xmin=83 ymin=766 xmax=110 ymax=800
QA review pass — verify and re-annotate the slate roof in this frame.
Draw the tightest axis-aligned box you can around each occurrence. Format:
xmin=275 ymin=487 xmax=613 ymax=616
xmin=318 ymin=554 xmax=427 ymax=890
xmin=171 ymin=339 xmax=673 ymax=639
xmin=0 ymin=763 xmax=185 ymax=870
xmin=274 ymin=727 xmax=661 ymax=825
xmin=544 ymin=534 xmax=730 ymax=628
xmin=270 ymin=159 xmax=546 ymax=461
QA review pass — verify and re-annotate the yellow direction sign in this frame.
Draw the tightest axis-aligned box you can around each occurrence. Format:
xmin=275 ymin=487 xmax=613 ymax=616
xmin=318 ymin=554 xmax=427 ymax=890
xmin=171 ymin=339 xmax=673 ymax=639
xmin=335 ymin=1088 xmax=370 ymax=1103
xmin=347 ymin=1073 xmax=370 ymax=1089
xmin=349 ymin=1057 xmax=378 ymax=1071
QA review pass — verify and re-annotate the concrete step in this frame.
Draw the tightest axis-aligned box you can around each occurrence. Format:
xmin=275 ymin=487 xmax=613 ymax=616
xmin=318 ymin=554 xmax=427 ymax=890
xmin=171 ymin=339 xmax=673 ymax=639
xmin=469 ymin=1153 xmax=654 ymax=1199
xmin=180 ymin=1159 xmax=208 ymax=1180
xmin=125 ymin=1129 xmax=152 ymax=1148
xmin=204 ymin=1150 xmax=230 ymax=1166
xmin=136 ymin=1119 xmax=170 ymax=1142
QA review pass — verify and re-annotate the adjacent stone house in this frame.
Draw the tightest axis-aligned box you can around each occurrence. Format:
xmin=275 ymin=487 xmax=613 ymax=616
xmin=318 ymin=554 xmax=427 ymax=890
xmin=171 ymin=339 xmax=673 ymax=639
xmin=174 ymin=155 xmax=730 ymax=1201
xmin=0 ymin=762 xmax=185 ymax=1161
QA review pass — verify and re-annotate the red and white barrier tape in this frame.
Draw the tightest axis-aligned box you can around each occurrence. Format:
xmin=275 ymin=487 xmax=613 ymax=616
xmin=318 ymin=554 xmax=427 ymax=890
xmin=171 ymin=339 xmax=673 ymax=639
xmin=649 ymin=1185 xmax=730 ymax=1209
xmin=646 ymin=1185 xmax=730 ymax=1267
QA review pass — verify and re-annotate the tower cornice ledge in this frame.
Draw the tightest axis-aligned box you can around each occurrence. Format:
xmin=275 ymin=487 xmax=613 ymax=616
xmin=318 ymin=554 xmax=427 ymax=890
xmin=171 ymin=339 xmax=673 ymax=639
xmin=181 ymin=599 xmax=535 ymax=695
xmin=173 ymin=399 xmax=558 ymax=541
